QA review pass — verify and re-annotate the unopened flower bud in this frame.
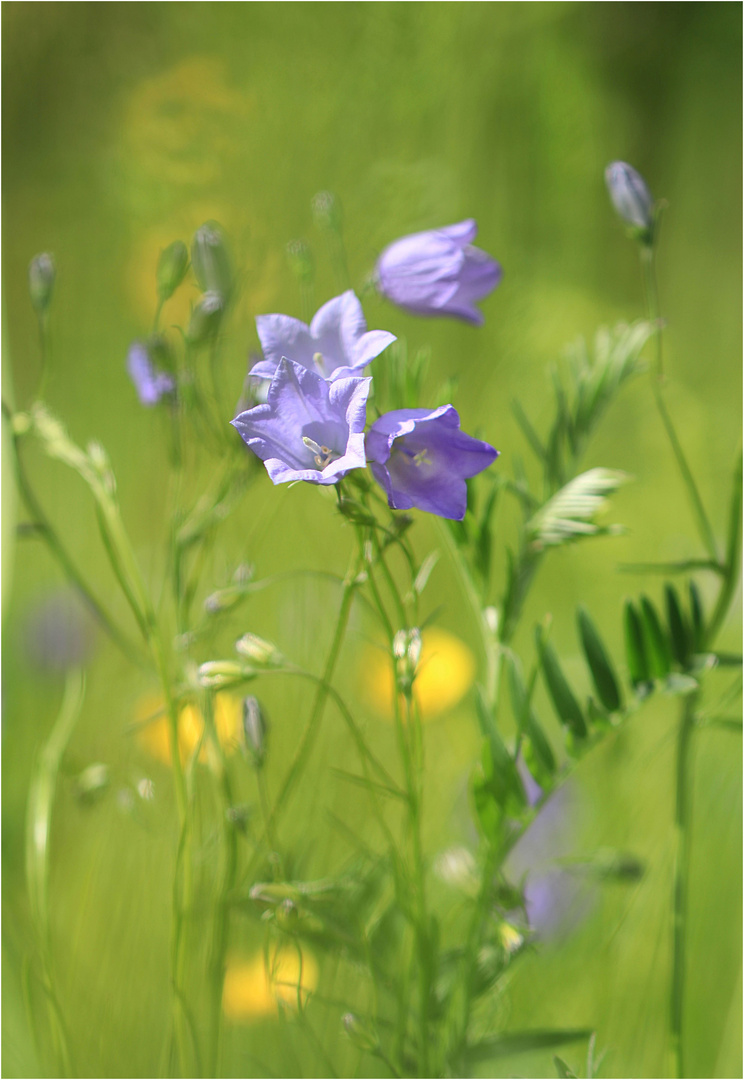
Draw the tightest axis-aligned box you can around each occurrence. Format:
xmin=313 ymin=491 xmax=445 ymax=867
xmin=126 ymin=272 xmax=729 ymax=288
xmin=191 ymin=222 xmax=232 ymax=298
xmin=342 ymin=1013 xmax=378 ymax=1053
xmin=156 ymin=240 xmax=189 ymax=302
xmin=28 ymin=253 xmax=55 ymax=316
xmin=392 ymin=628 xmax=421 ymax=695
xmin=197 ymin=659 xmax=246 ymax=688
xmin=242 ymin=695 xmax=268 ymax=767
xmin=235 ymin=632 xmax=282 ymax=666
xmin=604 ymin=161 xmax=655 ymax=237
xmin=311 ymin=190 xmax=343 ymax=232
xmin=187 ymin=291 xmax=224 ymax=345
xmin=285 ymin=239 xmax=314 ymax=286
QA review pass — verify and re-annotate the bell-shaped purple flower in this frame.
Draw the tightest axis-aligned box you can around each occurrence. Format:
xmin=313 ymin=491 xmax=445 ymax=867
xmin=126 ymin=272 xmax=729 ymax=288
xmin=250 ymin=290 xmax=396 ymax=382
xmin=127 ymin=341 xmax=175 ymax=406
xmin=231 ymin=357 xmax=371 ymax=486
xmin=376 ymin=220 xmax=501 ymax=326
xmin=366 ymin=406 xmax=498 ymax=520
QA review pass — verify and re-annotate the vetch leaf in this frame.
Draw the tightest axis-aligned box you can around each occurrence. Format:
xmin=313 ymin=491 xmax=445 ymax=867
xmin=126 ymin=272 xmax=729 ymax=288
xmin=577 ymin=606 xmax=622 ymax=713
xmin=688 ymin=581 xmax=704 ymax=652
xmin=535 ymin=627 xmax=587 ymax=739
xmin=507 ymin=655 xmax=556 ymax=783
xmin=475 ymin=687 xmax=527 ymax=816
xmin=640 ymin=595 xmax=672 ymax=678
xmin=554 ymin=1056 xmax=578 ymax=1079
xmin=664 ymin=583 xmax=692 ymax=669
xmin=527 ymin=468 xmax=628 ymax=551
xmin=624 ymin=599 xmax=651 ymax=695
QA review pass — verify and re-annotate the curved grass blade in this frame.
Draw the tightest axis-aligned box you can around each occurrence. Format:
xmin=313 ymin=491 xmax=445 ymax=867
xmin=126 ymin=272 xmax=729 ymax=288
xmin=464 ymin=1028 xmax=592 ymax=1067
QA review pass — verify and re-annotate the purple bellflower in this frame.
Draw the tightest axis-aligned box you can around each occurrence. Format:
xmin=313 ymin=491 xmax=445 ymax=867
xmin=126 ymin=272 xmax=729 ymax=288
xmin=231 ymin=357 xmax=371 ymax=486
xmin=376 ymin=219 xmax=501 ymax=326
xmin=366 ymin=406 xmax=498 ymax=520
xmin=127 ymin=342 xmax=175 ymax=406
xmin=250 ymin=290 xmax=396 ymax=382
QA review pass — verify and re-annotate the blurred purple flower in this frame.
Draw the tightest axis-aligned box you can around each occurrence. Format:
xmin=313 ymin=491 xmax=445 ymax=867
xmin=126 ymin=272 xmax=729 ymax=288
xmin=231 ymin=357 xmax=370 ymax=486
xmin=366 ymin=405 xmax=498 ymax=520
xmin=22 ymin=588 xmax=94 ymax=673
xmin=376 ymin=219 xmax=501 ymax=325
xmin=251 ymin=290 xmax=395 ymax=381
xmin=127 ymin=342 xmax=175 ymax=406
xmin=507 ymin=782 xmax=595 ymax=942
xmin=605 ymin=161 xmax=654 ymax=232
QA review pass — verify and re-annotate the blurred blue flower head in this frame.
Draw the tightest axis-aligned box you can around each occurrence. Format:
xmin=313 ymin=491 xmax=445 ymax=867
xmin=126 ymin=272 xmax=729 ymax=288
xmin=251 ymin=290 xmax=396 ymax=382
xmin=366 ymin=405 xmax=498 ymax=520
xmin=231 ymin=357 xmax=371 ymax=485
xmin=127 ymin=341 xmax=175 ymax=406
xmin=605 ymin=161 xmax=655 ymax=233
xmin=376 ymin=220 xmax=502 ymax=325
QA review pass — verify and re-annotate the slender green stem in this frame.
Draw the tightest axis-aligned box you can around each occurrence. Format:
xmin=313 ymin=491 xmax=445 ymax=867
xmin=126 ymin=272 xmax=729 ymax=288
xmin=253 ymin=552 xmax=360 ymax=856
xmin=704 ymin=452 xmax=742 ymax=649
xmin=8 ymin=428 xmax=145 ymax=666
xmin=641 ymin=247 xmax=719 ymax=563
xmin=652 ymin=384 xmax=718 ymax=563
xmin=153 ymin=296 xmax=165 ymax=334
xmin=670 ymin=691 xmax=698 ymax=1079
xmin=204 ymin=695 xmax=239 ymax=1080
xmin=37 ymin=312 xmax=51 ymax=401
xmin=25 ymin=670 xmax=85 ymax=1078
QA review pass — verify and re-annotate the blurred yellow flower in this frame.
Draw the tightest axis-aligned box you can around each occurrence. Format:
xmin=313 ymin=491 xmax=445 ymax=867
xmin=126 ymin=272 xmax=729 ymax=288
xmin=222 ymin=946 xmax=318 ymax=1021
xmin=135 ymin=691 xmax=242 ymax=766
xmin=362 ymin=627 xmax=476 ymax=720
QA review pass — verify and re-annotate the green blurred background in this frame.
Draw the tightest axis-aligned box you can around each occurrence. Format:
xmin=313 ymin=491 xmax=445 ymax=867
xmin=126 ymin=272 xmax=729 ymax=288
xmin=2 ymin=3 xmax=741 ymax=1077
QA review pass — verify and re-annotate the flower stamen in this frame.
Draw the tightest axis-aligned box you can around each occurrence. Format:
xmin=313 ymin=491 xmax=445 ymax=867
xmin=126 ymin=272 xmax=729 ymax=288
xmin=302 ymin=435 xmax=338 ymax=470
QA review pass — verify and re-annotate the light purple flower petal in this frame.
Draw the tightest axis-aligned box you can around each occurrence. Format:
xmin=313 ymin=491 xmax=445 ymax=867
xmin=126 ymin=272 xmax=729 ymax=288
xmin=605 ymin=161 xmax=654 ymax=231
xmin=231 ymin=357 xmax=371 ymax=486
xmin=252 ymin=290 xmax=395 ymax=381
xmin=376 ymin=220 xmax=502 ymax=324
xmin=366 ymin=406 xmax=498 ymax=520
xmin=127 ymin=342 xmax=175 ymax=407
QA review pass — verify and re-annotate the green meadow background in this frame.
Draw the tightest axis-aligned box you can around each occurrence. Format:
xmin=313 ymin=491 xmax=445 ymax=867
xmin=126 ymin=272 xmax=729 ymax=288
xmin=2 ymin=3 xmax=741 ymax=1077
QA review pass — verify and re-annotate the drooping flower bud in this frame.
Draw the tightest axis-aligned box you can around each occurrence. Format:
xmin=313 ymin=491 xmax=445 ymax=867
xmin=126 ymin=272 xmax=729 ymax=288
xmin=28 ymin=253 xmax=55 ymax=316
xmin=156 ymin=240 xmax=189 ymax=302
xmin=191 ymin=221 xmax=232 ymax=299
xmin=187 ymin=291 xmax=224 ymax=345
xmin=604 ymin=161 xmax=655 ymax=238
xmin=242 ymin=695 xmax=269 ymax=768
